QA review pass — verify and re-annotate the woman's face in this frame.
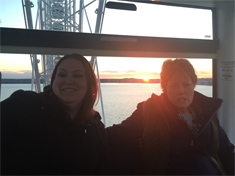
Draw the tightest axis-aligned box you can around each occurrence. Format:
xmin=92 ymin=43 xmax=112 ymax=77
xmin=165 ymin=71 xmax=195 ymax=113
xmin=52 ymin=58 xmax=87 ymax=110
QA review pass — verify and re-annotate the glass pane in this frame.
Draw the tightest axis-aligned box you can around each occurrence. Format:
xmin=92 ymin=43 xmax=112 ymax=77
xmin=1 ymin=0 xmax=213 ymax=39
xmin=96 ymin=57 xmax=212 ymax=87
xmin=103 ymin=0 xmax=213 ymax=39
xmin=0 ymin=0 xmax=213 ymax=122
xmin=94 ymin=57 xmax=212 ymax=126
xmin=1 ymin=53 xmax=212 ymax=128
xmin=0 ymin=0 xmax=30 ymax=29
xmin=0 ymin=0 xmax=98 ymax=33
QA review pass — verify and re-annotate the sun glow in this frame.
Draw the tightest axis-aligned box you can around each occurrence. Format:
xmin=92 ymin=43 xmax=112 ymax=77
xmin=142 ymin=76 xmax=151 ymax=82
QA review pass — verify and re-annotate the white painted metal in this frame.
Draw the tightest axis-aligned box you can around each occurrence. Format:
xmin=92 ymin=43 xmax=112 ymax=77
xmin=0 ymin=72 xmax=1 ymax=101
xmin=24 ymin=0 xmax=106 ymax=124
xmin=39 ymin=0 xmax=76 ymax=88
xmin=89 ymin=0 xmax=107 ymax=126
xmin=161 ymin=0 xmax=215 ymax=7
xmin=215 ymin=1 xmax=235 ymax=144
xmin=28 ymin=0 xmax=103 ymax=90
xmin=23 ymin=0 xmax=41 ymax=92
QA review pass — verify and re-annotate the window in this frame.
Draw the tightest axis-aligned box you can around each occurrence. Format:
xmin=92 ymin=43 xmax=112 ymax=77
xmin=103 ymin=0 xmax=213 ymax=39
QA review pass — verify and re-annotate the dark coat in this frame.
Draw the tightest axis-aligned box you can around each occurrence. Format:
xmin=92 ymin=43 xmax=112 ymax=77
xmin=106 ymin=91 xmax=234 ymax=175
xmin=1 ymin=89 xmax=107 ymax=175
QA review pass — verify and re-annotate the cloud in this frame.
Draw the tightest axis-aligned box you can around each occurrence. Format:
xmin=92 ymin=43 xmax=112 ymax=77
xmin=196 ymin=70 xmax=212 ymax=78
xmin=99 ymin=70 xmax=160 ymax=79
xmin=1 ymin=70 xmax=32 ymax=79
xmin=1 ymin=69 xmax=161 ymax=79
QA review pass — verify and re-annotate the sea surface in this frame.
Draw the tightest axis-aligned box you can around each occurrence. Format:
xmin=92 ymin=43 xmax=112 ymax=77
xmin=0 ymin=83 xmax=212 ymax=127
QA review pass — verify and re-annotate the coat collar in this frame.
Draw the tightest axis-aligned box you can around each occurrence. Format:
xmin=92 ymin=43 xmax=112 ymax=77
xmin=41 ymin=85 xmax=102 ymax=124
xmin=150 ymin=91 xmax=222 ymax=135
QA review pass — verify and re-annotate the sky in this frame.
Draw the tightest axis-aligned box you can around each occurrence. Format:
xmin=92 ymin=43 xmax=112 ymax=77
xmin=0 ymin=0 xmax=213 ymax=80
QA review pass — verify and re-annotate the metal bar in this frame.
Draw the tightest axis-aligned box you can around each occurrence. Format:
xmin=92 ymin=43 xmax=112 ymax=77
xmin=0 ymin=27 xmax=219 ymax=56
xmin=23 ymin=0 xmax=41 ymax=92
xmin=0 ymin=71 xmax=2 ymax=101
xmin=34 ymin=1 xmax=40 ymax=29
xmin=24 ymin=0 xmax=33 ymax=29
xmin=57 ymin=0 xmax=96 ymax=27
xmin=73 ymin=0 xmax=76 ymax=32
xmin=213 ymin=59 xmax=217 ymax=98
xmin=90 ymin=0 xmax=107 ymax=125
xmin=31 ymin=54 xmax=35 ymax=91
xmin=82 ymin=1 xmax=93 ymax=33
xmin=95 ymin=57 xmax=106 ymax=127
xmin=39 ymin=0 xmax=44 ymax=29
xmin=90 ymin=0 xmax=106 ymax=67
xmin=65 ymin=0 xmax=67 ymax=30
xmin=22 ymin=0 xmax=28 ymax=28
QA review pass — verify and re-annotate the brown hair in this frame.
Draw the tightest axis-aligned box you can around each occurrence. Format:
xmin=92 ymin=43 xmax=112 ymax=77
xmin=51 ymin=53 xmax=99 ymax=119
xmin=160 ymin=58 xmax=198 ymax=92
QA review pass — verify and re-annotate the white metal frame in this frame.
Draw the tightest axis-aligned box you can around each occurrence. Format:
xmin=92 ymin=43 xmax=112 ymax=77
xmin=22 ymin=0 xmax=107 ymax=125
xmin=23 ymin=0 xmax=106 ymax=91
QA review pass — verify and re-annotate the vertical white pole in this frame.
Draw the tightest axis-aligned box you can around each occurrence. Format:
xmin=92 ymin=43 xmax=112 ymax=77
xmin=95 ymin=57 xmax=106 ymax=127
xmin=91 ymin=0 xmax=107 ymax=126
xmin=0 ymin=72 xmax=2 ymax=101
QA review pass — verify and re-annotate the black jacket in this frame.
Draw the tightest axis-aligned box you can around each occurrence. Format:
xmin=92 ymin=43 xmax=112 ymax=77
xmin=1 ymin=89 xmax=107 ymax=175
xmin=106 ymin=91 xmax=234 ymax=175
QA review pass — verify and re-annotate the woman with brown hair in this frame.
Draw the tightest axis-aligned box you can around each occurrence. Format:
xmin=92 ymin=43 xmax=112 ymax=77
xmin=1 ymin=53 xmax=107 ymax=175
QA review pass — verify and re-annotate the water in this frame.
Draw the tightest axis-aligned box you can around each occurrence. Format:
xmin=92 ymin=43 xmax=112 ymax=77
xmin=0 ymin=83 xmax=212 ymax=127
xmin=0 ymin=84 xmax=44 ymax=101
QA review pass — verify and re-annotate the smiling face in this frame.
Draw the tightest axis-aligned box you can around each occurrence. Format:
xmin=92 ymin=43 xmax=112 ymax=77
xmin=52 ymin=58 xmax=87 ymax=110
xmin=165 ymin=71 xmax=195 ymax=113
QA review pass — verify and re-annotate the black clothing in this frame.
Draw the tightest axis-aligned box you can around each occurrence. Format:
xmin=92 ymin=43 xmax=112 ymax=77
xmin=1 ymin=89 xmax=107 ymax=175
xmin=107 ymin=91 xmax=234 ymax=175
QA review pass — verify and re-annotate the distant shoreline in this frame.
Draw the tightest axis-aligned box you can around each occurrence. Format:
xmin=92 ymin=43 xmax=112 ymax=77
xmin=1 ymin=78 xmax=212 ymax=85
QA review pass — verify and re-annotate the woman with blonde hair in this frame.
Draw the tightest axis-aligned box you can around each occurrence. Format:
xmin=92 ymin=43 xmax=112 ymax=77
xmin=107 ymin=58 xmax=234 ymax=175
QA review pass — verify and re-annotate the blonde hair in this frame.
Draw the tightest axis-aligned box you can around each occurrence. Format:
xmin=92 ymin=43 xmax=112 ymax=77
xmin=160 ymin=58 xmax=198 ymax=92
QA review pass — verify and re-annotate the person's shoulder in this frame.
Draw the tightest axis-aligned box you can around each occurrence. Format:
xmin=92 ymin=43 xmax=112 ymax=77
xmin=92 ymin=110 xmax=101 ymax=119
xmin=90 ymin=111 xmax=105 ymax=127
xmin=13 ymin=89 xmax=40 ymax=97
xmin=3 ymin=89 xmax=40 ymax=102
xmin=134 ymin=93 xmax=162 ymax=111
xmin=144 ymin=93 xmax=162 ymax=105
xmin=1 ymin=90 xmax=43 ymax=119
xmin=193 ymin=91 xmax=223 ymax=109
xmin=194 ymin=91 xmax=222 ymax=101
xmin=151 ymin=93 xmax=162 ymax=101
xmin=1 ymin=90 xmax=45 ymax=115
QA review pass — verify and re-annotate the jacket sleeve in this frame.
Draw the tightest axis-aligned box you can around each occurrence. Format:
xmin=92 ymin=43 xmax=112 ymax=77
xmin=218 ymin=125 xmax=235 ymax=175
xmin=105 ymin=102 xmax=146 ymax=175
xmin=1 ymin=90 xmax=36 ymax=121
xmin=106 ymin=101 xmax=145 ymax=143
xmin=1 ymin=90 xmax=41 ymax=174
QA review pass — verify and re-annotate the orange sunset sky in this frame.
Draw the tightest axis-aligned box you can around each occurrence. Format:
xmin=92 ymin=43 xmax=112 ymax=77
xmin=0 ymin=53 xmax=212 ymax=79
xmin=0 ymin=0 xmax=213 ymax=80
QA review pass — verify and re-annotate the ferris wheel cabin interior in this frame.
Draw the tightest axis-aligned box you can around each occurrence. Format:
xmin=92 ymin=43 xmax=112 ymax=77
xmin=0 ymin=0 xmax=234 ymax=143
